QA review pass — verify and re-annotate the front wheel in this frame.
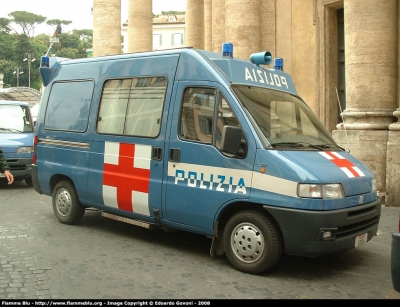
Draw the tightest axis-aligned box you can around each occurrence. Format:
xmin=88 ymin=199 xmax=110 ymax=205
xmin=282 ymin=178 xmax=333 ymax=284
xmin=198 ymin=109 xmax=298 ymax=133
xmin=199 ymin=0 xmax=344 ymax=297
xmin=223 ymin=210 xmax=283 ymax=275
xmin=52 ymin=180 xmax=85 ymax=225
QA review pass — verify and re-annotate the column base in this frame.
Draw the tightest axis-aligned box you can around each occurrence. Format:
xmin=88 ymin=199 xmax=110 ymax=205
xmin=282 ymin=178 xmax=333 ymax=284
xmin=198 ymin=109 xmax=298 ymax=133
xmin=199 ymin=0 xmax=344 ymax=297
xmin=332 ymin=130 xmax=389 ymax=204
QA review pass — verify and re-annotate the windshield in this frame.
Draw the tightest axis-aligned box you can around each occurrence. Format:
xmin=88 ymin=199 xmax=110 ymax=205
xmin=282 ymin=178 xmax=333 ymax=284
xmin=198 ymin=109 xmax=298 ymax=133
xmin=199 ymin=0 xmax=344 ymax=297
xmin=0 ymin=104 xmax=34 ymax=133
xmin=232 ymin=85 xmax=342 ymax=151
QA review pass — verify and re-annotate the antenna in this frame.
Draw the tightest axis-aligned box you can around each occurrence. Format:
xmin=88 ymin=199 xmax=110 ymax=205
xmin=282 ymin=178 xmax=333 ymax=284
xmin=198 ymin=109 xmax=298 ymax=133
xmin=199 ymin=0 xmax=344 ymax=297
xmin=335 ymin=87 xmax=350 ymax=152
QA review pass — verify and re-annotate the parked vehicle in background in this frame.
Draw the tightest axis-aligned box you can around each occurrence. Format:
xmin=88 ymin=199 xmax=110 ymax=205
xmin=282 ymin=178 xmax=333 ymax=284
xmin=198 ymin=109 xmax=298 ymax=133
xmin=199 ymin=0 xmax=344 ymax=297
xmin=0 ymin=100 xmax=34 ymax=186
xmin=392 ymin=212 xmax=400 ymax=293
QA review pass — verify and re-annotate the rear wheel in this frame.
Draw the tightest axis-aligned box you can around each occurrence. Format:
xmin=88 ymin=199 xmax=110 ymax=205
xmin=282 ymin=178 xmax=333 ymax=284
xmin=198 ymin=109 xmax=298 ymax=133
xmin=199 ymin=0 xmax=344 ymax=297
xmin=52 ymin=180 xmax=85 ymax=225
xmin=223 ymin=210 xmax=283 ymax=274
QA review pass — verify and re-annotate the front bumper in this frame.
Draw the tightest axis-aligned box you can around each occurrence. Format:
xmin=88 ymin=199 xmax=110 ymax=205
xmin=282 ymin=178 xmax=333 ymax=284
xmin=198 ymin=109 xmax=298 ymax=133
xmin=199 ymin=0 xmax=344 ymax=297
xmin=5 ymin=157 xmax=32 ymax=179
xmin=264 ymin=199 xmax=381 ymax=256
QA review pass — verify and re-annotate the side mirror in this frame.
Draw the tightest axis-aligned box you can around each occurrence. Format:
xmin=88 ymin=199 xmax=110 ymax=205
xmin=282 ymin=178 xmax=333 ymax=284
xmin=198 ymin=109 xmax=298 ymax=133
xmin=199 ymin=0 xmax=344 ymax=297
xmin=220 ymin=125 xmax=247 ymax=158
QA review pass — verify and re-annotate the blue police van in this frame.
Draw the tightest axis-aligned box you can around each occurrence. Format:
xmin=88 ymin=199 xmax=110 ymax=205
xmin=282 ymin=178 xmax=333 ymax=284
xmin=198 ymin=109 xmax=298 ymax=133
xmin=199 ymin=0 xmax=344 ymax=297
xmin=0 ymin=100 xmax=34 ymax=185
xmin=30 ymin=43 xmax=381 ymax=274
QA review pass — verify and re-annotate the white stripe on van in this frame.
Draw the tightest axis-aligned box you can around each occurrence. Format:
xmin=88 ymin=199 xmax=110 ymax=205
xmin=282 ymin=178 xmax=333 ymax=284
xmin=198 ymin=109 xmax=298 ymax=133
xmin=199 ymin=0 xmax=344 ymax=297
xmin=168 ymin=162 xmax=299 ymax=198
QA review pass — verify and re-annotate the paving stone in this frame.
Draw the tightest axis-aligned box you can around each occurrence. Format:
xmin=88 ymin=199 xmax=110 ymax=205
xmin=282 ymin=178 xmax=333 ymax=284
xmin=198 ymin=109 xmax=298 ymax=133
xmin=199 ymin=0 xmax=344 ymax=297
xmin=1 ymin=181 xmax=400 ymax=299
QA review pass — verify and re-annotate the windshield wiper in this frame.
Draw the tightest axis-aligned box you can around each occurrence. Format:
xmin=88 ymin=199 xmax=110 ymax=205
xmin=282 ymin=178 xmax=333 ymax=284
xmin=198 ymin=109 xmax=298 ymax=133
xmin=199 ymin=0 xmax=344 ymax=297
xmin=270 ymin=142 xmax=327 ymax=150
xmin=313 ymin=144 xmax=345 ymax=150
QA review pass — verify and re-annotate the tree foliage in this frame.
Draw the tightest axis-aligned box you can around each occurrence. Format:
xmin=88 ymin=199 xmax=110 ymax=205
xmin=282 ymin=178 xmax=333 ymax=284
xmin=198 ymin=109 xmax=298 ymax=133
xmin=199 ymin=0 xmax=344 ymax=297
xmin=46 ymin=19 xmax=73 ymax=35
xmin=160 ymin=11 xmax=185 ymax=15
xmin=0 ymin=12 xmax=92 ymax=91
xmin=0 ymin=18 xmax=12 ymax=33
xmin=7 ymin=11 xmax=46 ymax=37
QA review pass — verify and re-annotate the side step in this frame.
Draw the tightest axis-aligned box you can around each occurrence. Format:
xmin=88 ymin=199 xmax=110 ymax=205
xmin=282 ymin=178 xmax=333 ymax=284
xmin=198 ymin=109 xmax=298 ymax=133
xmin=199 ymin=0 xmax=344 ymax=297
xmin=102 ymin=212 xmax=156 ymax=230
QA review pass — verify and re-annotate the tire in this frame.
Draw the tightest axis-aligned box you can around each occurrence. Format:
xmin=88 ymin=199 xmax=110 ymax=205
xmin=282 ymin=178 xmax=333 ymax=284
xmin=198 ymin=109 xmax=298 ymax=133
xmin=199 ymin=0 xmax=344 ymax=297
xmin=223 ymin=210 xmax=283 ymax=275
xmin=52 ymin=180 xmax=85 ymax=225
xmin=24 ymin=176 xmax=33 ymax=186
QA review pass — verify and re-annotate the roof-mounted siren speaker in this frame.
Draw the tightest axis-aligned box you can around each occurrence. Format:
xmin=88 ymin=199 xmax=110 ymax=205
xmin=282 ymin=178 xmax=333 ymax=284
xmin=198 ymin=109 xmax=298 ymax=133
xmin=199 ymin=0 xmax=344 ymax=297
xmin=221 ymin=42 xmax=233 ymax=58
xmin=250 ymin=51 xmax=272 ymax=66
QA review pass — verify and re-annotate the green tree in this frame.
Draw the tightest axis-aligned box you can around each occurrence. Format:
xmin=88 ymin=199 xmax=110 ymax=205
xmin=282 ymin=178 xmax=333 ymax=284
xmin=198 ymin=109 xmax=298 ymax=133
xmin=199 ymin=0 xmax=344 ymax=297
xmin=0 ymin=17 xmax=11 ymax=33
xmin=7 ymin=11 xmax=47 ymax=38
xmin=160 ymin=11 xmax=185 ymax=15
xmin=0 ymin=28 xmax=14 ymax=59
xmin=72 ymin=29 xmax=93 ymax=51
xmin=46 ymin=19 xmax=72 ymax=35
xmin=0 ymin=11 xmax=92 ymax=90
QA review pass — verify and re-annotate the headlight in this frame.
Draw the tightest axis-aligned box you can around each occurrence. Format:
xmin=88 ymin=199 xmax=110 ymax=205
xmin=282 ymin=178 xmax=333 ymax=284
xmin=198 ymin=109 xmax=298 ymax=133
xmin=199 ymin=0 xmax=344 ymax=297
xmin=17 ymin=146 xmax=33 ymax=153
xmin=371 ymin=178 xmax=377 ymax=192
xmin=298 ymin=183 xmax=345 ymax=199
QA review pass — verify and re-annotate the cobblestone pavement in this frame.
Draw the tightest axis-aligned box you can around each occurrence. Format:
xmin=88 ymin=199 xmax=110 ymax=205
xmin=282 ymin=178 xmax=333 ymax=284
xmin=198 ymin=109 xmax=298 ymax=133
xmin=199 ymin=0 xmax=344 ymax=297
xmin=0 ymin=180 xmax=399 ymax=300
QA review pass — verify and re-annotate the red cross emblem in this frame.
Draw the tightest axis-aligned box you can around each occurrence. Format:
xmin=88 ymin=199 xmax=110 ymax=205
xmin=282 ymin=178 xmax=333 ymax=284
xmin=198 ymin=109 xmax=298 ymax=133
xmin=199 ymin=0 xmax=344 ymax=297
xmin=103 ymin=142 xmax=151 ymax=213
xmin=320 ymin=151 xmax=364 ymax=178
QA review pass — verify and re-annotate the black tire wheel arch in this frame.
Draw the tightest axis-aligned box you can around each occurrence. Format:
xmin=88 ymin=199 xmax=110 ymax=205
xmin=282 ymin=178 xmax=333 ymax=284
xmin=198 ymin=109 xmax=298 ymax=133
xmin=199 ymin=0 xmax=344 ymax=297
xmin=223 ymin=210 xmax=283 ymax=275
xmin=52 ymin=180 xmax=85 ymax=225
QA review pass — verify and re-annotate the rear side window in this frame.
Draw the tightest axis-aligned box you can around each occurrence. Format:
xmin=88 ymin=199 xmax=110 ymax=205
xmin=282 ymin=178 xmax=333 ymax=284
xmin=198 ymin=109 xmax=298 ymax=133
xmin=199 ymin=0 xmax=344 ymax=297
xmin=45 ymin=81 xmax=94 ymax=132
xmin=97 ymin=76 xmax=167 ymax=138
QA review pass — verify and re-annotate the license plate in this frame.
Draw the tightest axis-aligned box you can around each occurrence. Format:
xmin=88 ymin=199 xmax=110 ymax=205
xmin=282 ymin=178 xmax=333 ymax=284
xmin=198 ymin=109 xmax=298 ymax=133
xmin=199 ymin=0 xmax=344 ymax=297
xmin=355 ymin=232 xmax=368 ymax=247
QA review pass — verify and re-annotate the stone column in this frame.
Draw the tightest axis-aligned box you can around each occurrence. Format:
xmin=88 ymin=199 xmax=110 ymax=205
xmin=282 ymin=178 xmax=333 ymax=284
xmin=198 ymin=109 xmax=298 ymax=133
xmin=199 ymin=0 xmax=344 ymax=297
xmin=386 ymin=1 xmax=400 ymax=207
xmin=332 ymin=0 xmax=398 ymax=202
xmin=341 ymin=0 xmax=397 ymax=130
xmin=204 ymin=0 xmax=213 ymax=51
xmin=212 ymin=0 xmax=225 ymax=53
xmin=93 ymin=0 xmax=121 ymax=57
xmin=186 ymin=0 xmax=204 ymax=49
xmin=127 ymin=0 xmax=153 ymax=52
xmin=260 ymin=0 xmax=276 ymax=56
xmin=225 ymin=0 xmax=261 ymax=60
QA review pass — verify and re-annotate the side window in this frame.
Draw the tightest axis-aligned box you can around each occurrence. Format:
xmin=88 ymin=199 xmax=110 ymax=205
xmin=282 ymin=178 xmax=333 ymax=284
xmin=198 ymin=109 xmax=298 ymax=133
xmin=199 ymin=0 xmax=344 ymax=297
xmin=45 ymin=81 xmax=93 ymax=132
xmin=180 ymin=87 xmax=216 ymax=144
xmin=97 ymin=76 xmax=166 ymax=137
xmin=215 ymin=96 xmax=240 ymax=151
xmin=179 ymin=87 xmax=243 ymax=157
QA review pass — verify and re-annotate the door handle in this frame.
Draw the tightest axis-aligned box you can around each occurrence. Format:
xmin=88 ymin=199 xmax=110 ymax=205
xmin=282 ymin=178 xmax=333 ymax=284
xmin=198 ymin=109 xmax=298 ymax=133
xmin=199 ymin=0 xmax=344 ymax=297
xmin=169 ymin=148 xmax=180 ymax=162
xmin=152 ymin=147 xmax=162 ymax=160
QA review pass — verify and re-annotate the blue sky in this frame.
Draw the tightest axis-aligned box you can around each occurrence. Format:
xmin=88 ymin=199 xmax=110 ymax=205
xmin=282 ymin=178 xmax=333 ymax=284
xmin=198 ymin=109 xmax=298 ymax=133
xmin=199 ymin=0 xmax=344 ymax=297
xmin=0 ymin=0 xmax=186 ymax=35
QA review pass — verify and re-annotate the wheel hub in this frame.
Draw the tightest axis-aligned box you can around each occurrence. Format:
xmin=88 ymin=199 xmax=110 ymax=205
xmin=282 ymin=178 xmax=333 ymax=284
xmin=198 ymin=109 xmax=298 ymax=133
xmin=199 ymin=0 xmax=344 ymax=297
xmin=231 ymin=223 xmax=264 ymax=263
xmin=56 ymin=188 xmax=72 ymax=217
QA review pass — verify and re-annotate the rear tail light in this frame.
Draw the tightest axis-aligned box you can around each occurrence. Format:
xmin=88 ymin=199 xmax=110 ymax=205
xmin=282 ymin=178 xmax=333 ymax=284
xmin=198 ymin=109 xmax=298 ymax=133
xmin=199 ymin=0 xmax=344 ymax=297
xmin=33 ymin=135 xmax=38 ymax=164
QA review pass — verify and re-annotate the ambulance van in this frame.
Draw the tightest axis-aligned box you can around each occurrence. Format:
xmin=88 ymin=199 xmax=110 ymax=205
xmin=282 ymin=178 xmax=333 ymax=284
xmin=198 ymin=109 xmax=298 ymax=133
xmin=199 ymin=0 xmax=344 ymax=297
xmin=30 ymin=43 xmax=381 ymax=274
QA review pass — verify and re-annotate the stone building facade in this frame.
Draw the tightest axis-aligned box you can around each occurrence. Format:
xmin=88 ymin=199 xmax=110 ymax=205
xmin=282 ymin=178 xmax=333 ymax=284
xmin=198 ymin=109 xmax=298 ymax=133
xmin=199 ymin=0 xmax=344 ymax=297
xmin=92 ymin=0 xmax=399 ymax=207
xmin=121 ymin=14 xmax=185 ymax=53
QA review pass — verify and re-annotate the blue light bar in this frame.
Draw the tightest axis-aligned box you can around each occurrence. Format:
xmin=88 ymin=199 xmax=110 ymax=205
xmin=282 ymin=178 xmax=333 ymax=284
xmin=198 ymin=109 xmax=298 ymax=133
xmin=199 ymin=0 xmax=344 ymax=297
xmin=40 ymin=56 xmax=49 ymax=67
xmin=250 ymin=52 xmax=272 ymax=66
xmin=222 ymin=42 xmax=233 ymax=58
xmin=274 ymin=58 xmax=284 ymax=71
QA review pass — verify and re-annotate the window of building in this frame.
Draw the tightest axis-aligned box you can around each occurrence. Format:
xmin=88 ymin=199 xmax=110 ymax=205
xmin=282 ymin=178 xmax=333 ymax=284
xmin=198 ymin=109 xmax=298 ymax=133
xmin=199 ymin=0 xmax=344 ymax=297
xmin=97 ymin=76 xmax=167 ymax=138
xmin=153 ymin=34 xmax=162 ymax=46
xmin=171 ymin=33 xmax=183 ymax=46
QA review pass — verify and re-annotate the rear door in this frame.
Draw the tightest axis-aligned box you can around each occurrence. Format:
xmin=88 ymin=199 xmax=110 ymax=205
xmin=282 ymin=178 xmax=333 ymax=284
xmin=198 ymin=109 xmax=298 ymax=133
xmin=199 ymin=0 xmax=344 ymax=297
xmin=87 ymin=55 xmax=180 ymax=222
